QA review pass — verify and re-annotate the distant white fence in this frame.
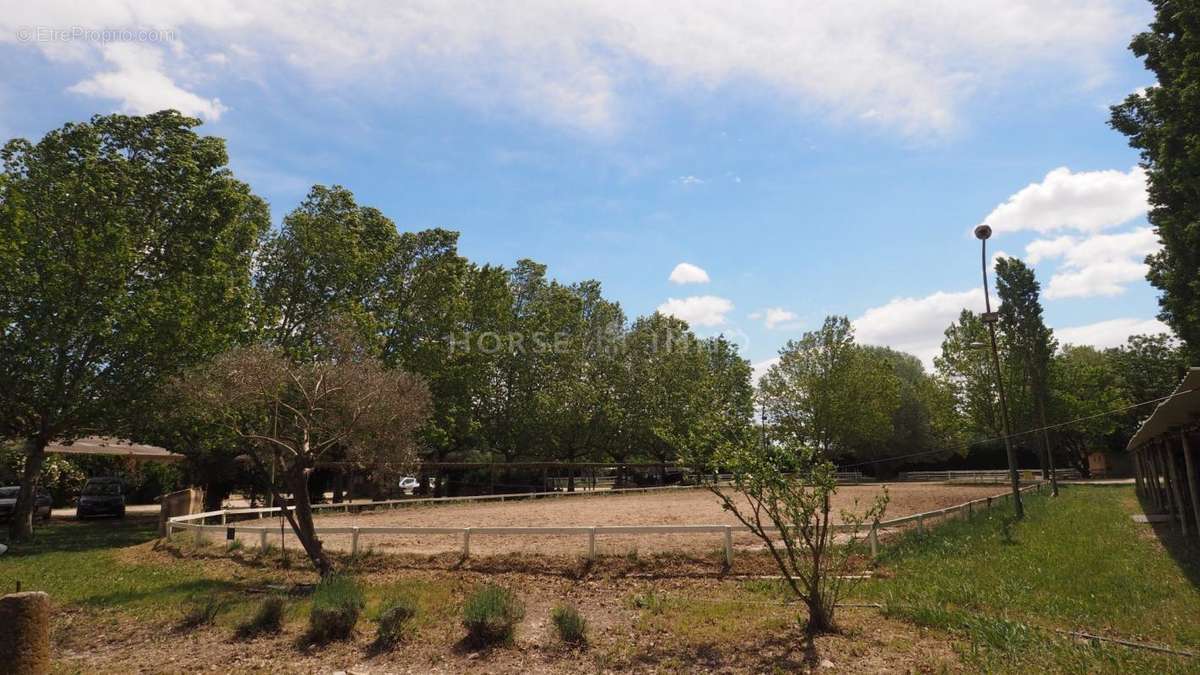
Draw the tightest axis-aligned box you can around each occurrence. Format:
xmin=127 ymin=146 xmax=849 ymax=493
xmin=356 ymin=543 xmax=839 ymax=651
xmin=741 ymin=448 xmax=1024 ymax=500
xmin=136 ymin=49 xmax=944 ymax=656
xmin=167 ymin=482 xmax=1044 ymax=565
xmin=897 ymin=469 xmax=1080 ymax=483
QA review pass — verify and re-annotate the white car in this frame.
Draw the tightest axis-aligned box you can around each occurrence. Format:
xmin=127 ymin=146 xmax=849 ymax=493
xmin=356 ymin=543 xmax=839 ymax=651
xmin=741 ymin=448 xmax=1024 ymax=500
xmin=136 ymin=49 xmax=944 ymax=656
xmin=398 ymin=476 xmax=435 ymax=494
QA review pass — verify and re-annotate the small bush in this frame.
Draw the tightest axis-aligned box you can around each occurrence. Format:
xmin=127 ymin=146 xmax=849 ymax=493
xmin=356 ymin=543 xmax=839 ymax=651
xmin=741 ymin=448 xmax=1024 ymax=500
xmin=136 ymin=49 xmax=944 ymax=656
xmin=551 ymin=604 xmax=587 ymax=645
xmin=178 ymin=593 xmax=228 ymax=631
xmin=373 ymin=597 xmax=418 ymax=650
xmin=630 ymin=590 xmax=665 ymax=613
xmin=306 ymin=575 xmax=365 ymax=644
xmin=462 ymin=584 xmax=524 ymax=646
xmin=236 ymin=595 xmax=285 ymax=639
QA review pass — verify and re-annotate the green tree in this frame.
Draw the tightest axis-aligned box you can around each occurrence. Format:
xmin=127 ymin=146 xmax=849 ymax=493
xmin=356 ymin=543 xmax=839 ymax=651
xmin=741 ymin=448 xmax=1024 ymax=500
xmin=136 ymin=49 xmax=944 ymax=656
xmin=174 ymin=330 xmax=430 ymax=575
xmin=1104 ymin=332 xmax=1188 ymax=442
xmin=995 ymin=257 xmax=1059 ymax=492
xmin=1048 ymin=345 xmax=1129 ymax=476
xmin=692 ymin=435 xmax=886 ymax=634
xmin=759 ymin=316 xmax=900 ymax=460
xmin=622 ymin=313 xmax=709 ymax=477
xmin=935 ymin=310 xmax=1000 ymax=439
xmin=253 ymin=184 xmax=399 ymax=357
xmin=859 ymin=346 xmax=964 ymax=472
xmin=0 ymin=111 xmax=268 ymax=540
xmin=1110 ymin=1 xmax=1200 ymax=361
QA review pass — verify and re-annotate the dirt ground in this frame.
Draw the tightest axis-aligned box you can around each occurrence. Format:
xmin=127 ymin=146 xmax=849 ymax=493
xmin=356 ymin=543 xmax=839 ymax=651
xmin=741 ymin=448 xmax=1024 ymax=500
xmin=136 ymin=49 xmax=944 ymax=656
xmin=229 ymin=483 xmax=1008 ymax=558
xmin=52 ymin=543 xmax=964 ymax=674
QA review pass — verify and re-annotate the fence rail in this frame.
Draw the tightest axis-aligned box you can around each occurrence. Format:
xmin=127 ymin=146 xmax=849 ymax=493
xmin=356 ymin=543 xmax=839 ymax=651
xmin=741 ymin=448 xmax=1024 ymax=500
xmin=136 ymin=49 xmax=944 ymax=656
xmin=168 ymin=482 xmax=1044 ymax=565
xmin=897 ymin=469 xmax=1079 ymax=483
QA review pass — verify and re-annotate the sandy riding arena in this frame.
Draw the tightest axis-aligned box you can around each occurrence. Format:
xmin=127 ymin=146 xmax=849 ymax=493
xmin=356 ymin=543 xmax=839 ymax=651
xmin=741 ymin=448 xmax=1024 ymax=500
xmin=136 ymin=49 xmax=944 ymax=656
xmin=241 ymin=483 xmax=1009 ymax=559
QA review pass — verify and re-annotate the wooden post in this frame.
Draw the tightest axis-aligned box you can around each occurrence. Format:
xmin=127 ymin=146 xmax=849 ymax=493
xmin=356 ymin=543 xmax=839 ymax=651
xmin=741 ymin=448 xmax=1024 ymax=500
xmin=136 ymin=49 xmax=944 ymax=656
xmin=1149 ymin=443 xmax=1164 ymax=510
xmin=351 ymin=527 xmax=361 ymax=556
xmin=916 ymin=514 xmax=925 ymax=536
xmin=1166 ymin=438 xmax=1189 ymax=535
xmin=723 ymin=526 xmax=733 ymax=567
xmin=1182 ymin=431 xmax=1200 ymax=537
xmin=260 ymin=530 xmax=269 ymax=550
xmin=869 ymin=525 xmax=879 ymax=558
xmin=462 ymin=527 xmax=471 ymax=558
xmin=1133 ymin=448 xmax=1145 ymax=497
xmin=588 ymin=527 xmax=596 ymax=560
xmin=1159 ymin=442 xmax=1177 ymax=519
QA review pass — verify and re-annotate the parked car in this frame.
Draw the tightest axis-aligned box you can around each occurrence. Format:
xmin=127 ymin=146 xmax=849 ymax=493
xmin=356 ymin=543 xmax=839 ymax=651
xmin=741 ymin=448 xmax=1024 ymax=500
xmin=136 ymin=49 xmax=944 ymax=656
xmin=76 ymin=477 xmax=126 ymax=519
xmin=397 ymin=476 xmax=437 ymax=494
xmin=0 ymin=486 xmax=52 ymax=521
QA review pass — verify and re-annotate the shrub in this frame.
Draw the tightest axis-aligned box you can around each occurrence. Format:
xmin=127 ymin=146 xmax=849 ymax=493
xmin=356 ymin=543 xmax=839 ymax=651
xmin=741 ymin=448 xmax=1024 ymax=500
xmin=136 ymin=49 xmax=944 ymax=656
xmin=373 ymin=596 xmax=418 ymax=650
xmin=236 ymin=595 xmax=285 ymax=639
xmin=178 ymin=593 xmax=227 ymax=631
xmin=462 ymin=584 xmax=524 ymax=646
xmin=306 ymin=575 xmax=365 ymax=644
xmin=551 ymin=604 xmax=587 ymax=645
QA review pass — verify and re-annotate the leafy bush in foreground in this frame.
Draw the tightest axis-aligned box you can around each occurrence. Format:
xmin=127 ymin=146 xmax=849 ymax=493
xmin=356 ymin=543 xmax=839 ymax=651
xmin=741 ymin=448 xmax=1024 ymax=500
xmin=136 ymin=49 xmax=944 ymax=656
xmin=236 ymin=595 xmax=285 ymax=639
xmin=462 ymin=584 xmax=524 ymax=646
xmin=373 ymin=596 xmax=418 ymax=649
xmin=306 ymin=575 xmax=365 ymax=643
xmin=551 ymin=604 xmax=587 ymax=645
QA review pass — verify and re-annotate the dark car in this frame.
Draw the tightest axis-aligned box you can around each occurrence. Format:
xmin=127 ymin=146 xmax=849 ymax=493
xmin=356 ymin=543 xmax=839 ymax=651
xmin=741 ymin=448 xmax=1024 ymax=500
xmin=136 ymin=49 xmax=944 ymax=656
xmin=76 ymin=478 xmax=126 ymax=519
xmin=0 ymin=486 xmax=52 ymax=521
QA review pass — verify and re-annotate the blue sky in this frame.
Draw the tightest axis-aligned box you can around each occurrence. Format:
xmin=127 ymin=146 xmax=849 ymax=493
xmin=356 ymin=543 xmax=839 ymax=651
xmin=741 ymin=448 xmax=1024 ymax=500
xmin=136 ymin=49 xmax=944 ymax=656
xmin=0 ymin=1 xmax=1167 ymax=373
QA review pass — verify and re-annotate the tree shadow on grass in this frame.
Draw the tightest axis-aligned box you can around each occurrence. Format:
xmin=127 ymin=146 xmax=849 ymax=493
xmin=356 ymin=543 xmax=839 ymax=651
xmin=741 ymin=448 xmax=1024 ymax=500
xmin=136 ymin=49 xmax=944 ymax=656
xmin=1 ymin=515 xmax=159 ymax=555
xmin=1136 ymin=491 xmax=1200 ymax=590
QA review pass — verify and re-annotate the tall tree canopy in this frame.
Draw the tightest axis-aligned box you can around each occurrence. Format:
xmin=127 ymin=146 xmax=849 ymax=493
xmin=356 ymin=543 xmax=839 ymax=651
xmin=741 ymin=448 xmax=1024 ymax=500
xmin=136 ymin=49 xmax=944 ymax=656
xmin=1110 ymin=0 xmax=1200 ymax=361
xmin=760 ymin=316 xmax=900 ymax=461
xmin=0 ymin=111 xmax=268 ymax=539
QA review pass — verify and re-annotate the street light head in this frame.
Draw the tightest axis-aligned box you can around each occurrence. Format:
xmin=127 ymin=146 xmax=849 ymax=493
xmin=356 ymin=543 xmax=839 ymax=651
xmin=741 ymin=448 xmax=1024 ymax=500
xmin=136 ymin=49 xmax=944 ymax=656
xmin=974 ymin=224 xmax=992 ymax=241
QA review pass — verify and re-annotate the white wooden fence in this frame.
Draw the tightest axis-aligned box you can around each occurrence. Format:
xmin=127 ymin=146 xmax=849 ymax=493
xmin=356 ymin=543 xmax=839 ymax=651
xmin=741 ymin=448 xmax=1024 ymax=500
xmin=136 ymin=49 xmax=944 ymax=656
xmin=897 ymin=469 xmax=1080 ymax=483
xmin=167 ymin=483 xmax=1045 ymax=565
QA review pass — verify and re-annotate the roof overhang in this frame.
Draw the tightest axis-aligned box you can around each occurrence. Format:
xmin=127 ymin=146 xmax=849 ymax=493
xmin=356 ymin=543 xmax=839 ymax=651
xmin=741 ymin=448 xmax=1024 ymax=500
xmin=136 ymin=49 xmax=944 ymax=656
xmin=45 ymin=436 xmax=185 ymax=463
xmin=1126 ymin=367 xmax=1200 ymax=451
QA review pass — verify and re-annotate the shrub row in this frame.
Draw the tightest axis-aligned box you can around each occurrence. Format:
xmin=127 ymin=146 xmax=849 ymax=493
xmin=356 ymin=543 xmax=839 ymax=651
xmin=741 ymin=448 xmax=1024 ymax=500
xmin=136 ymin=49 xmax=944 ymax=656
xmin=177 ymin=578 xmax=587 ymax=648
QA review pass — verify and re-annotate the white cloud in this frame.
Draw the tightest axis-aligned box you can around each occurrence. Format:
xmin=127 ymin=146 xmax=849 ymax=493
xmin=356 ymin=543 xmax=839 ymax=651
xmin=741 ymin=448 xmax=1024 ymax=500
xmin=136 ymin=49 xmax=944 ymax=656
xmin=68 ymin=43 xmax=227 ymax=120
xmin=750 ymin=307 xmax=799 ymax=330
xmin=752 ymin=357 xmax=779 ymax=385
xmin=1 ymin=1 xmax=1135 ymax=135
xmin=1025 ymin=227 xmax=1160 ymax=299
xmin=657 ymin=295 xmax=733 ymax=327
xmin=984 ymin=166 xmax=1148 ymax=235
xmin=1055 ymin=317 xmax=1171 ymax=349
xmin=668 ymin=262 xmax=710 ymax=285
xmin=675 ymin=175 xmax=705 ymax=186
xmin=853 ymin=289 xmax=983 ymax=368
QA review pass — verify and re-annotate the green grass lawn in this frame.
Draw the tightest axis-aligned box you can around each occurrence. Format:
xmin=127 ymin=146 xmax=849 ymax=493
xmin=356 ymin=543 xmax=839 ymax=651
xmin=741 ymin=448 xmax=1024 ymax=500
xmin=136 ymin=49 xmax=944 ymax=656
xmin=861 ymin=485 xmax=1200 ymax=673
xmin=0 ymin=517 xmax=237 ymax=618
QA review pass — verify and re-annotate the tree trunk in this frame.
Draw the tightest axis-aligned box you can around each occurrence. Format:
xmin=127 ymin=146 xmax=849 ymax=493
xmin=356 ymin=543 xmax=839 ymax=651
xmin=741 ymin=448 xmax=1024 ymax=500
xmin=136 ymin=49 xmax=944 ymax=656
xmin=8 ymin=436 xmax=48 ymax=542
xmin=283 ymin=468 xmax=332 ymax=577
xmin=804 ymin=594 xmax=834 ymax=635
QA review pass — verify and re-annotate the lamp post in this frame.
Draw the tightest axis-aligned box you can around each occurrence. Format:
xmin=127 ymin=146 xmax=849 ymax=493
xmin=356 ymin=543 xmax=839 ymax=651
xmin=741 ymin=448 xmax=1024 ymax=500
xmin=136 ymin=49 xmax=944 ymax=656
xmin=974 ymin=224 xmax=1024 ymax=519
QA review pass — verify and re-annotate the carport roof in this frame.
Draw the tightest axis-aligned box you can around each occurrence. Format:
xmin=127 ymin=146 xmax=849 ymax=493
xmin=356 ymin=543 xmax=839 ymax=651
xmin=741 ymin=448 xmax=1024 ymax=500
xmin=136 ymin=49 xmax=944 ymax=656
xmin=1127 ymin=367 xmax=1200 ymax=451
xmin=45 ymin=436 xmax=184 ymax=462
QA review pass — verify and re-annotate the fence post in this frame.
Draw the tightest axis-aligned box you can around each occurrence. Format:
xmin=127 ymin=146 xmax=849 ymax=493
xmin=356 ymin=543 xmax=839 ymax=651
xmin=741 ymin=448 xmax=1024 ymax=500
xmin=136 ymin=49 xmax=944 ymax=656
xmin=723 ymin=526 xmax=733 ymax=567
xmin=260 ymin=530 xmax=269 ymax=550
xmin=869 ymin=525 xmax=878 ymax=558
xmin=220 ymin=513 xmax=227 ymax=525
xmin=166 ymin=522 xmax=174 ymax=537
xmin=916 ymin=515 xmax=925 ymax=536
xmin=194 ymin=525 xmax=204 ymax=546
xmin=351 ymin=527 xmax=360 ymax=556
xmin=462 ymin=528 xmax=471 ymax=558
xmin=588 ymin=527 xmax=596 ymax=560
xmin=967 ymin=501 xmax=973 ymax=519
